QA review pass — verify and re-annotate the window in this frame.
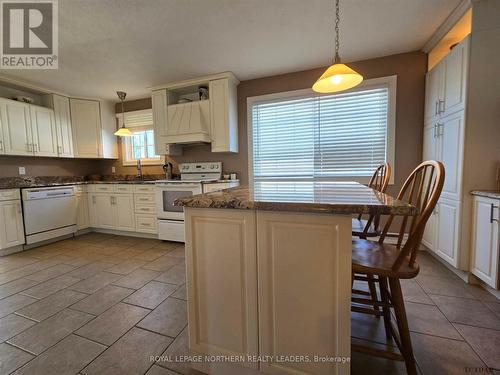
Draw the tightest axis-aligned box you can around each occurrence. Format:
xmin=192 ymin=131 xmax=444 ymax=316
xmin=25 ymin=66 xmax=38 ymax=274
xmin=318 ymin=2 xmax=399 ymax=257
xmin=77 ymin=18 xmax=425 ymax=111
xmin=248 ymin=76 xmax=396 ymax=185
xmin=120 ymin=109 xmax=163 ymax=165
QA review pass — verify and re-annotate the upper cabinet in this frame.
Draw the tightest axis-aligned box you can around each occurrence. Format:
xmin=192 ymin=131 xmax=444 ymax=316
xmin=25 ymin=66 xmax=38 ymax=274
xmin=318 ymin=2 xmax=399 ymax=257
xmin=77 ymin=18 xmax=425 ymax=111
xmin=69 ymin=98 xmax=117 ymax=159
xmin=0 ymin=98 xmax=58 ymax=157
xmin=424 ymin=36 xmax=469 ymax=122
xmin=152 ymin=72 xmax=239 ymax=153
xmin=43 ymin=94 xmax=74 ymax=157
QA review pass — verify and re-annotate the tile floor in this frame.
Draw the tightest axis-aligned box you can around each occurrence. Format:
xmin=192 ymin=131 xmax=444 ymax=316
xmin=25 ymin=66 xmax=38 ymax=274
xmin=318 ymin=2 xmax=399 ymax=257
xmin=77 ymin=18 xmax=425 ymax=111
xmin=0 ymin=233 xmax=497 ymax=374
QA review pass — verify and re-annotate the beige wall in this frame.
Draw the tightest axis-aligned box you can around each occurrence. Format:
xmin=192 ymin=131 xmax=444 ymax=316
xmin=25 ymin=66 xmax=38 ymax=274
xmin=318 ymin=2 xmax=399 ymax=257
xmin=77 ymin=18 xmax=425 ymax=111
xmin=109 ymin=51 xmax=427 ymax=195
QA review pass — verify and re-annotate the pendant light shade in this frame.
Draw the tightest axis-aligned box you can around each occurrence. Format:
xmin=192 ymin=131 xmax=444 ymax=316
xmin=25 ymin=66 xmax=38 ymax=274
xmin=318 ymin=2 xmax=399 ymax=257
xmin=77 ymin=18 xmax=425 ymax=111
xmin=313 ymin=0 xmax=363 ymax=94
xmin=312 ymin=63 xmax=363 ymax=93
xmin=114 ymin=91 xmax=132 ymax=137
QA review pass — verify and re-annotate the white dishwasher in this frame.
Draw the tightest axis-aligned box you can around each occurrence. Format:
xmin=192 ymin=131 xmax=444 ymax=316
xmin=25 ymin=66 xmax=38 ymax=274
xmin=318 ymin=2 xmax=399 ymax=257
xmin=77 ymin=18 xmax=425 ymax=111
xmin=22 ymin=186 xmax=77 ymax=244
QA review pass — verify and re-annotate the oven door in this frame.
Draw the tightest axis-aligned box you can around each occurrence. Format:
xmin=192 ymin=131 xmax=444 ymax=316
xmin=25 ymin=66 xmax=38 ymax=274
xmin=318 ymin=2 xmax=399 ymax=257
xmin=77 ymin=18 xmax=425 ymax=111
xmin=155 ymin=183 xmax=202 ymax=220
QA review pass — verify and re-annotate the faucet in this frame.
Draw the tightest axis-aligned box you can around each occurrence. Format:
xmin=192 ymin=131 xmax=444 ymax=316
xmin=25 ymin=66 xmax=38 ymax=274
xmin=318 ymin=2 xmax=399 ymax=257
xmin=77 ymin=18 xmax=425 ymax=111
xmin=137 ymin=159 xmax=143 ymax=180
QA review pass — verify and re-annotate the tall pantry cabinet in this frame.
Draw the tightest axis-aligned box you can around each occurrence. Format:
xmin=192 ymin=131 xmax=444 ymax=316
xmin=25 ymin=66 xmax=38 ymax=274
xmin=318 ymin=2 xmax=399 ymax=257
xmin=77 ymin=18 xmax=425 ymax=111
xmin=422 ymin=36 xmax=469 ymax=268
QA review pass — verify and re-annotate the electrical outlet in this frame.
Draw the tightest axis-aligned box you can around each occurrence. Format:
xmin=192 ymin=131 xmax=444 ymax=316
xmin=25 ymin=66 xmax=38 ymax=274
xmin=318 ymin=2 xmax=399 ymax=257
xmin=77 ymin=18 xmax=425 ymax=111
xmin=18 ymin=167 xmax=26 ymax=175
xmin=111 ymin=166 xmax=116 ymax=174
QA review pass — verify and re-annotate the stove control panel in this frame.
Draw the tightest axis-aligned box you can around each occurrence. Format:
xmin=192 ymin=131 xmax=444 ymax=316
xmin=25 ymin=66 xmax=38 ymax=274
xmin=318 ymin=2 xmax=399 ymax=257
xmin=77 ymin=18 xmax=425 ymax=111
xmin=180 ymin=162 xmax=222 ymax=174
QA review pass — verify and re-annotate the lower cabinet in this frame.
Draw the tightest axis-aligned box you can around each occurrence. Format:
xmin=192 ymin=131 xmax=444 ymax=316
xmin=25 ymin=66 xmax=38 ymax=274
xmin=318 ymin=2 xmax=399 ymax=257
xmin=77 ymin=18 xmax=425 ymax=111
xmin=471 ymin=195 xmax=499 ymax=289
xmin=88 ymin=192 xmax=136 ymax=232
xmin=75 ymin=186 xmax=89 ymax=230
xmin=185 ymin=208 xmax=351 ymax=375
xmin=86 ymin=184 xmax=156 ymax=234
xmin=0 ymin=190 xmax=25 ymax=250
xmin=422 ymin=197 xmax=461 ymax=268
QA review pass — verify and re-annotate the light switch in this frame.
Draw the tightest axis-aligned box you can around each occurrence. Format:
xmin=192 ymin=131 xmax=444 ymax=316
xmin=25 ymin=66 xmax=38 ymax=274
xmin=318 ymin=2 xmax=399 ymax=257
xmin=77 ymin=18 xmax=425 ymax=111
xmin=18 ymin=167 xmax=26 ymax=175
xmin=111 ymin=166 xmax=116 ymax=174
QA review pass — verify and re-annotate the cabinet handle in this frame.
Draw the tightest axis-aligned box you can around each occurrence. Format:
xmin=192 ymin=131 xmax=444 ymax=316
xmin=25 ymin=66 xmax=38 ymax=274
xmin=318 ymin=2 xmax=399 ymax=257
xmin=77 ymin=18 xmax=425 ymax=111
xmin=110 ymin=196 xmax=114 ymax=205
xmin=58 ymin=145 xmax=62 ymax=154
xmin=142 ymin=223 xmax=152 ymax=227
xmin=439 ymin=99 xmax=445 ymax=114
xmin=0 ymin=140 xmax=3 ymax=151
xmin=490 ymin=204 xmax=498 ymax=223
xmin=437 ymin=123 xmax=444 ymax=137
xmin=434 ymin=100 xmax=439 ymax=116
xmin=433 ymin=124 xmax=437 ymax=138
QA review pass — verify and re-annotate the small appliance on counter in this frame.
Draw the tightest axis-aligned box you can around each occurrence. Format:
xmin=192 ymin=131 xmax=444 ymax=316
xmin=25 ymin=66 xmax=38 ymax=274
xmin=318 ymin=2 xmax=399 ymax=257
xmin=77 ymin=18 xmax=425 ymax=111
xmin=155 ymin=162 xmax=239 ymax=242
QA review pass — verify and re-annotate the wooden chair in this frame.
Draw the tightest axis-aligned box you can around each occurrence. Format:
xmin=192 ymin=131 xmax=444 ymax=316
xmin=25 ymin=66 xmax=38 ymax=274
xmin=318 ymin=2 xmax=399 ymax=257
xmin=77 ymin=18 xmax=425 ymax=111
xmin=352 ymin=163 xmax=391 ymax=239
xmin=351 ymin=160 xmax=445 ymax=375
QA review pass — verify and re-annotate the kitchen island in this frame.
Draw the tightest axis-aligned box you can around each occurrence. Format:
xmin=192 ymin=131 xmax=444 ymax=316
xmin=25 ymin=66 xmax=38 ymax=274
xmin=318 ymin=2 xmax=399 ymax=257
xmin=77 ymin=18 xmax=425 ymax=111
xmin=175 ymin=182 xmax=417 ymax=375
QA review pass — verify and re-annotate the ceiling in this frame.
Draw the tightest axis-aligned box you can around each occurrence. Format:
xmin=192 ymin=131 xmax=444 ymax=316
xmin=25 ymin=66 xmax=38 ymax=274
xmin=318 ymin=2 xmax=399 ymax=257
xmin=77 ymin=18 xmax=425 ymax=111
xmin=1 ymin=0 xmax=462 ymax=101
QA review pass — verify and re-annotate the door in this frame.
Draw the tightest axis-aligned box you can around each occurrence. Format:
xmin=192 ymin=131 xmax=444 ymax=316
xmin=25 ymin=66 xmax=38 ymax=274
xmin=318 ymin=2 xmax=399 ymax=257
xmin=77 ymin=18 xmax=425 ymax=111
xmin=0 ymin=200 xmax=25 ymax=249
xmin=155 ymin=184 xmax=202 ymax=220
xmin=152 ymin=89 xmax=168 ymax=155
xmin=0 ymin=99 xmax=32 ymax=155
xmin=424 ymin=63 xmax=443 ymax=122
xmin=443 ymin=36 xmax=469 ymax=117
xmin=471 ymin=196 xmax=499 ymax=288
xmin=76 ymin=193 xmax=89 ymax=230
xmin=257 ymin=211 xmax=351 ymax=375
xmin=53 ymin=95 xmax=74 ymax=157
xmin=185 ymin=208 xmax=258 ymax=369
xmin=30 ymin=106 xmax=58 ymax=157
xmin=114 ymin=194 xmax=135 ymax=231
xmin=421 ymin=123 xmax=438 ymax=251
xmin=94 ymin=194 xmax=114 ymax=229
xmin=436 ymin=199 xmax=461 ymax=267
xmin=70 ymin=99 xmax=101 ymax=158
xmin=438 ymin=112 xmax=464 ymax=201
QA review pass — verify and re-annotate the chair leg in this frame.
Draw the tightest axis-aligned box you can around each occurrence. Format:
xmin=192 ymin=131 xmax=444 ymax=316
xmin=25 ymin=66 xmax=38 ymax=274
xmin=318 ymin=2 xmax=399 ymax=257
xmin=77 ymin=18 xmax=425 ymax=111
xmin=389 ymin=278 xmax=417 ymax=375
xmin=367 ymin=274 xmax=380 ymax=314
xmin=379 ymin=276 xmax=392 ymax=340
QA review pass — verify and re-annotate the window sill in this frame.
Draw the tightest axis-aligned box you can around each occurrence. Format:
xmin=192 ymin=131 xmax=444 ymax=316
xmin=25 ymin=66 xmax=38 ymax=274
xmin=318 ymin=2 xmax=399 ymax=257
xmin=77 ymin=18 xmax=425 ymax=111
xmin=122 ymin=160 xmax=164 ymax=167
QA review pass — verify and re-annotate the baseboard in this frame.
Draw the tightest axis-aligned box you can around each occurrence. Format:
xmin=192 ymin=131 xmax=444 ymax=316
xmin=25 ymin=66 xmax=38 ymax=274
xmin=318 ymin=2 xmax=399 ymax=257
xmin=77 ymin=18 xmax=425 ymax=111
xmin=90 ymin=228 xmax=158 ymax=239
xmin=0 ymin=245 xmax=24 ymax=256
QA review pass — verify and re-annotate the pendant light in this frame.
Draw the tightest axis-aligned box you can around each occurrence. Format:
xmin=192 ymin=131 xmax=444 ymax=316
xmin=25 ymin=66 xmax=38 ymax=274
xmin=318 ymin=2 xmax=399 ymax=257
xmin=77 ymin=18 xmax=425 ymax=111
xmin=312 ymin=0 xmax=363 ymax=93
xmin=114 ymin=91 xmax=132 ymax=137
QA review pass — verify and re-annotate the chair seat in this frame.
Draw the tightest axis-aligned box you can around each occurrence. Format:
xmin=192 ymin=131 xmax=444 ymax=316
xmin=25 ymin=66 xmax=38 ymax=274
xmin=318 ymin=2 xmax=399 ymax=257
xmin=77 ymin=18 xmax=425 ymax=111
xmin=352 ymin=239 xmax=419 ymax=279
xmin=352 ymin=218 xmax=380 ymax=237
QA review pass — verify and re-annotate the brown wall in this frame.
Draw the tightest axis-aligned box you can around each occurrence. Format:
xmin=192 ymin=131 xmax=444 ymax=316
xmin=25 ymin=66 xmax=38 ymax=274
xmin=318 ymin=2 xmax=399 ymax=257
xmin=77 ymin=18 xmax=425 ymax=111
xmin=109 ymin=51 xmax=427 ymax=195
xmin=0 ymin=155 xmax=113 ymax=177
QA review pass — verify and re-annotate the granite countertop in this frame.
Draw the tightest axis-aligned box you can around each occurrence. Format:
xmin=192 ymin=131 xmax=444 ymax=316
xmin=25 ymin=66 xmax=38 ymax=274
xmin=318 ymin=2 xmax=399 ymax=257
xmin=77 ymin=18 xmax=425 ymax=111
xmin=471 ymin=191 xmax=500 ymax=199
xmin=175 ymin=181 xmax=418 ymax=215
xmin=0 ymin=175 xmax=165 ymax=190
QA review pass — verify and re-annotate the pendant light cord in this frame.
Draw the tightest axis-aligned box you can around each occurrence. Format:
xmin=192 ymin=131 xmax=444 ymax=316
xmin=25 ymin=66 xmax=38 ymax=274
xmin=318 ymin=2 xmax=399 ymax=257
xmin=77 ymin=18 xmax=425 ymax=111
xmin=334 ymin=0 xmax=340 ymax=63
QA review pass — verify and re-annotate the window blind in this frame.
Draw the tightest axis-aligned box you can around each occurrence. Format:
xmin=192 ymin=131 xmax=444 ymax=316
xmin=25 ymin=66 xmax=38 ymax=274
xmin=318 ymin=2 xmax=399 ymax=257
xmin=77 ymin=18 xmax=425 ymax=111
xmin=251 ymin=86 xmax=389 ymax=182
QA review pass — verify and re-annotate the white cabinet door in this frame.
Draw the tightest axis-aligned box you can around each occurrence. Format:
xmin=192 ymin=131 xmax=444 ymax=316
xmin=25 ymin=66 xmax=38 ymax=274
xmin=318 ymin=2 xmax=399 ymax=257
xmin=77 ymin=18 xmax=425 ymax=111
xmin=114 ymin=194 xmax=135 ymax=231
xmin=52 ymin=95 xmax=74 ymax=157
xmin=257 ymin=211 xmax=351 ymax=375
xmin=152 ymin=89 xmax=169 ymax=155
xmin=438 ymin=112 xmax=464 ymax=201
xmin=0 ymin=99 xmax=32 ymax=155
xmin=422 ymin=123 xmax=438 ymax=251
xmin=0 ymin=200 xmax=25 ymax=249
xmin=185 ymin=208 xmax=259 ymax=370
xmin=76 ymin=193 xmax=89 ymax=230
xmin=424 ymin=64 xmax=443 ymax=122
xmin=94 ymin=194 xmax=115 ymax=229
xmin=436 ymin=199 xmax=461 ymax=267
xmin=443 ymin=36 xmax=469 ymax=118
xmin=471 ymin=196 xmax=499 ymax=288
xmin=209 ymin=78 xmax=238 ymax=152
xmin=30 ymin=105 xmax=58 ymax=157
xmin=70 ymin=99 xmax=102 ymax=158
xmin=99 ymin=100 xmax=118 ymax=159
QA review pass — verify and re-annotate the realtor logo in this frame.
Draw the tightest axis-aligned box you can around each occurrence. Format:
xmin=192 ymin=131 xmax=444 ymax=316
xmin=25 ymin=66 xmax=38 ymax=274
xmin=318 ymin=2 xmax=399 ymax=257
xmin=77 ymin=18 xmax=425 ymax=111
xmin=0 ymin=0 xmax=58 ymax=69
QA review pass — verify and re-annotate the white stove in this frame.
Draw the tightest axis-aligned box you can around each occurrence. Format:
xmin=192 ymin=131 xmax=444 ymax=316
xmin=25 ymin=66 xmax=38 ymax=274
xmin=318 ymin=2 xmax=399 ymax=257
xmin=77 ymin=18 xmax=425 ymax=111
xmin=155 ymin=162 xmax=237 ymax=242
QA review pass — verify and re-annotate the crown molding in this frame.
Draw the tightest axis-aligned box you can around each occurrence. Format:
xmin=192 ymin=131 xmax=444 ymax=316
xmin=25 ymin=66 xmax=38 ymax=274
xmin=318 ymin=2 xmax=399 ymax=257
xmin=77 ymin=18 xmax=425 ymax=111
xmin=422 ymin=0 xmax=472 ymax=53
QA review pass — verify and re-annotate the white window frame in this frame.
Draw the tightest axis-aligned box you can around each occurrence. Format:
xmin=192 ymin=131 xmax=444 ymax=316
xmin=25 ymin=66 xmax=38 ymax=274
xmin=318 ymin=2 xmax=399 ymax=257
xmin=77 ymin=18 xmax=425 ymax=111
xmin=121 ymin=128 xmax=164 ymax=166
xmin=247 ymin=75 xmax=397 ymax=188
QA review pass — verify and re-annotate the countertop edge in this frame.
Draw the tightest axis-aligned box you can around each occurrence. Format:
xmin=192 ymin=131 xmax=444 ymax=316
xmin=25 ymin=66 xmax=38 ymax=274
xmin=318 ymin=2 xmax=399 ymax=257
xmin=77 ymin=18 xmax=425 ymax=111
xmin=470 ymin=190 xmax=500 ymax=199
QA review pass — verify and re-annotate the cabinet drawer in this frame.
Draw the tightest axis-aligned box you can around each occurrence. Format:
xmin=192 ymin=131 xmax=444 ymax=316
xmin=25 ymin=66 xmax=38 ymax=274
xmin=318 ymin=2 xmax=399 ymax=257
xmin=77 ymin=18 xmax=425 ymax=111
xmin=135 ymin=204 xmax=156 ymax=214
xmin=135 ymin=194 xmax=155 ymax=204
xmin=134 ymin=185 xmax=155 ymax=193
xmin=113 ymin=185 xmax=134 ymax=194
xmin=0 ymin=189 xmax=21 ymax=201
xmin=135 ymin=214 xmax=158 ymax=233
xmin=93 ymin=184 xmax=113 ymax=193
xmin=74 ymin=185 xmax=86 ymax=193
